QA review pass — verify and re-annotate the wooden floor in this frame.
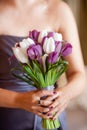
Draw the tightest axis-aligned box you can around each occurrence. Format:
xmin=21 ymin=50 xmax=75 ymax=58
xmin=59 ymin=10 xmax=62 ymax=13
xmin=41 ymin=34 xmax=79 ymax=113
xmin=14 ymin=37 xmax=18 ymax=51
xmin=66 ymin=107 xmax=87 ymax=130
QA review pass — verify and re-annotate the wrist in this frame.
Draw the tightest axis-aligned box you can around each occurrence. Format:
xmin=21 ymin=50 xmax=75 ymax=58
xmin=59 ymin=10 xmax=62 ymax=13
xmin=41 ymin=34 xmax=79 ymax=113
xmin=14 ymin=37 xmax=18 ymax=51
xmin=11 ymin=92 xmax=21 ymax=108
xmin=56 ymin=86 xmax=72 ymax=100
xmin=0 ymin=88 xmax=21 ymax=108
xmin=13 ymin=92 xmax=25 ymax=109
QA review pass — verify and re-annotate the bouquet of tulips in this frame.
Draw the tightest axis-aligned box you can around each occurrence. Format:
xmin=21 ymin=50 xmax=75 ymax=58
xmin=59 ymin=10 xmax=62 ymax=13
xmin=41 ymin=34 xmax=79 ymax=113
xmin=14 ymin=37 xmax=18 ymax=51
xmin=12 ymin=30 xmax=72 ymax=130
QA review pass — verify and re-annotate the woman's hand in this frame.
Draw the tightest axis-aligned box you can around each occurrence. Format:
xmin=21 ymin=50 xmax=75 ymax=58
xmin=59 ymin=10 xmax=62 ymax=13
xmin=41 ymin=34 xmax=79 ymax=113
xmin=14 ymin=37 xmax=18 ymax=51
xmin=15 ymin=90 xmax=54 ymax=119
xmin=40 ymin=87 xmax=70 ymax=120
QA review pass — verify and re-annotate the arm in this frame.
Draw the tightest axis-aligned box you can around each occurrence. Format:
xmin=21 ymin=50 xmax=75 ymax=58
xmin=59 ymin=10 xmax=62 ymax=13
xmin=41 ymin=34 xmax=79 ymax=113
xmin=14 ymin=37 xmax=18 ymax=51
xmin=0 ymin=88 xmax=18 ymax=108
xmin=0 ymin=88 xmax=54 ymax=119
xmin=58 ymin=2 xmax=86 ymax=99
xmin=41 ymin=2 xmax=86 ymax=120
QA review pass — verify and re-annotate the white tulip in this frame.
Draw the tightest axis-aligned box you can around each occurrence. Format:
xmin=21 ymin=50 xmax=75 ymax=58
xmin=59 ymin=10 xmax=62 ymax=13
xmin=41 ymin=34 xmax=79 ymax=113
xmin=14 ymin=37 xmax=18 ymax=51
xmin=38 ymin=30 xmax=48 ymax=43
xmin=43 ymin=37 xmax=55 ymax=54
xmin=19 ymin=38 xmax=35 ymax=49
xmin=41 ymin=54 xmax=48 ymax=72
xmin=12 ymin=47 xmax=28 ymax=63
xmin=54 ymin=33 xmax=62 ymax=41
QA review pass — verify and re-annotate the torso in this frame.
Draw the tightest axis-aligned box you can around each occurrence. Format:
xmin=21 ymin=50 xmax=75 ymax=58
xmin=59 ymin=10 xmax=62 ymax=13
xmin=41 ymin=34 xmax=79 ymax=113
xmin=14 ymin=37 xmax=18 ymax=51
xmin=0 ymin=0 xmax=62 ymax=36
xmin=0 ymin=2 xmax=67 ymax=129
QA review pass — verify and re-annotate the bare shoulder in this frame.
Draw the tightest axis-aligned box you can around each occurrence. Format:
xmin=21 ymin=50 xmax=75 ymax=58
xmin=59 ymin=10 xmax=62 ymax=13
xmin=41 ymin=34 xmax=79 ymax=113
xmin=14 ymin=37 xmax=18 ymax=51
xmin=53 ymin=0 xmax=74 ymax=20
xmin=48 ymin=0 xmax=75 ymax=29
xmin=54 ymin=1 xmax=76 ymax=31
xmin=49 ymin=0 xmax=72 ymax=13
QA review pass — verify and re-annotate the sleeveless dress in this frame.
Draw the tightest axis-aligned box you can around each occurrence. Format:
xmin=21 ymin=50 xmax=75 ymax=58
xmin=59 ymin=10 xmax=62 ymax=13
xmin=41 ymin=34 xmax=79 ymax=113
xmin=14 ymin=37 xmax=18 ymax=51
xmin=0 ymin=35 xmax=67 ymax=130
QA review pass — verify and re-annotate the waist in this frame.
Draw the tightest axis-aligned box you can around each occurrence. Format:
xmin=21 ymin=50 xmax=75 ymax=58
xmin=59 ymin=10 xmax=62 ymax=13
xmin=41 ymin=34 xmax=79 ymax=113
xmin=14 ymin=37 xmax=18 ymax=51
xmin=0 ymin=79 xmax=36 ymax=92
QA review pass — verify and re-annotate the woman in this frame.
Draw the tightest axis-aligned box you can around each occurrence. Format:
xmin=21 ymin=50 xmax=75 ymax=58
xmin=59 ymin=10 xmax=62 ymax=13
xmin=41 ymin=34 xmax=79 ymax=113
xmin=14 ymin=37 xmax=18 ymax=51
xmin=0 ymin=0 xmax=86 ymax=130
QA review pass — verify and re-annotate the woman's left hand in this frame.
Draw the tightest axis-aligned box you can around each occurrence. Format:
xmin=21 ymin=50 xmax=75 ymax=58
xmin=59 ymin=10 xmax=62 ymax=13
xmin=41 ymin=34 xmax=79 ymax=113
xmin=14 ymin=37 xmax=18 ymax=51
xmin=40 ymin=87 xmax=70 ymax=120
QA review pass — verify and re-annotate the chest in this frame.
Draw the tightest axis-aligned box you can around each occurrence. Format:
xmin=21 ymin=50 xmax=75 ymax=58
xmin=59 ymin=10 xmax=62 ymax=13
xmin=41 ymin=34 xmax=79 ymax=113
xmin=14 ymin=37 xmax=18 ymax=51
xmin=0 ymin=8 xmax=59 ymax=36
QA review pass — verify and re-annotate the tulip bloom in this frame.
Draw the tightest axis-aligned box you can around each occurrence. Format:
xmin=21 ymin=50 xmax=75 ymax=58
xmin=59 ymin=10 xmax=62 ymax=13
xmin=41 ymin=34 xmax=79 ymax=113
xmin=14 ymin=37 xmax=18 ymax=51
xmin=54 ymin=33 xmax=62 ymax=41
xmin=27 ymin=44 xmax=42 ymax=60
xmin=12 ymin=47 xmax=28 ymax=63
xmin=61 ymin=43 xmax=72 ymax=57
xmin=48 ymin=32 xmax=54 ymax=38
xmin=55 ymin=41 xmax=62 ymax=55
xmin=48 ymin=51 xmax=58 ymax=64
xmin=20 ymin=38 xmax=35 ymax=49
xmin=38 ymin=30 xmax=48 ymax=43
xmin=43 ymin=37 xmax=55 ymax=54
xmin=29 ymin=30 xmax=40 ymax=41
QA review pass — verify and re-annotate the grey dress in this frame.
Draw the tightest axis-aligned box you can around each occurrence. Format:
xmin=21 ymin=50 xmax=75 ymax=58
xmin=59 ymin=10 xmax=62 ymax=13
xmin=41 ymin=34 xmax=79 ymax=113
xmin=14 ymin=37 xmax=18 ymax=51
xmin=0 ymin=35 xmax=67 ymax=130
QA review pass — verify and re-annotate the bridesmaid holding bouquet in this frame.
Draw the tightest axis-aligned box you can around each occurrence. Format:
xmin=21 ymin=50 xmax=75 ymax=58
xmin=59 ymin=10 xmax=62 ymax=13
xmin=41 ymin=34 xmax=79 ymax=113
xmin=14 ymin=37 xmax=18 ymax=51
xmin=0 ymin=0 xmax=86 ymax=130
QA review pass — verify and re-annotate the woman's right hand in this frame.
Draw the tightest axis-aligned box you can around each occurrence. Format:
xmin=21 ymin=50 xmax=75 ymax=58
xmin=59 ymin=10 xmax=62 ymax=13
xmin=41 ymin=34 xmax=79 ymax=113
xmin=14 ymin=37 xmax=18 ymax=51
xmin=15 ymin=90 xmax=54 ymax=119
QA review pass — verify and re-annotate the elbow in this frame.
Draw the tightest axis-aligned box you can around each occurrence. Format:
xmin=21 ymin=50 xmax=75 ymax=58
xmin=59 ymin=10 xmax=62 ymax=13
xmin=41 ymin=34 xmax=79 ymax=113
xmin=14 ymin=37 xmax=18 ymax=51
xmin=68 ymin=69 xmax=87 ymax=91
xmin=77 ymin=69 xmax=87 ymax=92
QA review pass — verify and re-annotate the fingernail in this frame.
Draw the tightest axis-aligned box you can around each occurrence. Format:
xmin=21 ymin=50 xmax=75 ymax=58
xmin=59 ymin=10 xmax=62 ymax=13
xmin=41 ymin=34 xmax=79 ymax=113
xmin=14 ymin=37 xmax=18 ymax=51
xmin=49 ymin=106 xmax=53 ymax=110
xmin=53 ymin=91 xmax=57 ymax=94
xmin=47 ymin=113 xmax=51 ymax=116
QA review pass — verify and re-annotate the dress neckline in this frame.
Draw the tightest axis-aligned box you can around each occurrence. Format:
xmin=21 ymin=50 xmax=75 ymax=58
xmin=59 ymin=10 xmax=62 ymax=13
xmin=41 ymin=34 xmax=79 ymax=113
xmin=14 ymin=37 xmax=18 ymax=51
xmin=0 ymin=34 xmax=27 ymax=39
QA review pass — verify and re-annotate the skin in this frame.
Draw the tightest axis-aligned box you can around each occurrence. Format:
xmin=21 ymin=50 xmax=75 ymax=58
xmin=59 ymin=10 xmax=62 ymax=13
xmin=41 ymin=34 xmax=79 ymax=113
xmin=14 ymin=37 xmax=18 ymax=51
xmin=0 ymin=0 xmax=86 ymax=120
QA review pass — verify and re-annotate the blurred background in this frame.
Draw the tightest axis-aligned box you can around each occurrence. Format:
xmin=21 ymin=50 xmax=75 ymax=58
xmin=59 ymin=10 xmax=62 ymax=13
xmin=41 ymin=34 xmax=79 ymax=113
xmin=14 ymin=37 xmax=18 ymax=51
xmin=63 ymin=0 xmax=87 ymax=130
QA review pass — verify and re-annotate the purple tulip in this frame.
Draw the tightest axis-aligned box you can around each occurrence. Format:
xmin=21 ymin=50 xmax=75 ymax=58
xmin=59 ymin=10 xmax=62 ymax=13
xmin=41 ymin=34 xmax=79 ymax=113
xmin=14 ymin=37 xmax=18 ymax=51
xmin=48 ymin=32 xmax=54 ymax=38
xmin=61 ymin=43 xmax=72 ymax=57
xmin=29 ymin=30 xmax=39 ymax=41
xmin=48 ymin=51 xmax=58 ymax=64
xmin=27 ymin=44 xmax=42 ymax=60
xmin=55 ymin=41 xmax=62 ymax=56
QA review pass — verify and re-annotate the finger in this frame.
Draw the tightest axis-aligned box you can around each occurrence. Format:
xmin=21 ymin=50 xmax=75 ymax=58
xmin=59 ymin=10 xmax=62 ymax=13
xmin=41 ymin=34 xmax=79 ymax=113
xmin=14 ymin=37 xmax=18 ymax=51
xmin=40 ymin=100 xmax=52 ymax=106
xmin=47 ymin=105 xmax=60 ymax=117
xmin=52 ymin=101 xmax=68 ymax=120
xmin=37 ymin=90 xmax=54 ymax=98
xmin=36 ymin=106 xmax=50 ymax=113
xmin=36 ymin=111 xmax=53 ymax=119
xmin=33 ymin=110 xmax=52 ymax=119
xmin=49 ymin=95 xmax=65 ymax=109
xmin=46 ymin=91 xmax=61 ymax=101
xmin=52 ymin=106 xmax=65 ymax=120
xmin=49 ymin=97 xmax=60 ymax=109
xmin=46 ymin=100 xmax=65 ymax=116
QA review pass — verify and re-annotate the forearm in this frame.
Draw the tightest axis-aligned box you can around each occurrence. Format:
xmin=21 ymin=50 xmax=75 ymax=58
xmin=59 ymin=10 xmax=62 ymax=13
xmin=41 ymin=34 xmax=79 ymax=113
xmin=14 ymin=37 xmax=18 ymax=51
xmin=62 ymin=71 xmax=86 ymax=99
xmin=0 ymin=88 xmax=19 ymax=108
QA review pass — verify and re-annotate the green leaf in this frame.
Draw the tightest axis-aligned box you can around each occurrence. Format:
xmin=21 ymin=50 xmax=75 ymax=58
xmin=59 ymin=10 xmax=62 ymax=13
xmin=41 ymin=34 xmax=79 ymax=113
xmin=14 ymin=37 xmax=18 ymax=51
xmin=23 ymin=73 xmax=35 ymax=85
xmin=36 ymin=72 xmax=46 ymax=88
xmin=11 ymin=68 xmax=35 ymax=86
xmin=22 ymin=64 xmax=40 ymax=87
xmin=32 ymin=61 xmax=43 ymax=75
xmin=33 ymin=60 xmax=45 ymax=75
xmin=54 ymin=64 xmax=68 ymax=83
xmin=48 ymin=59 xmax=68 ymax=70
xmin=51 ymin=68 xmax=58 ymax=84
xmin=45 ymin=69 xmax=52 ymax=86
xmin=32 ymin=61 xmax=46 ymax=87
